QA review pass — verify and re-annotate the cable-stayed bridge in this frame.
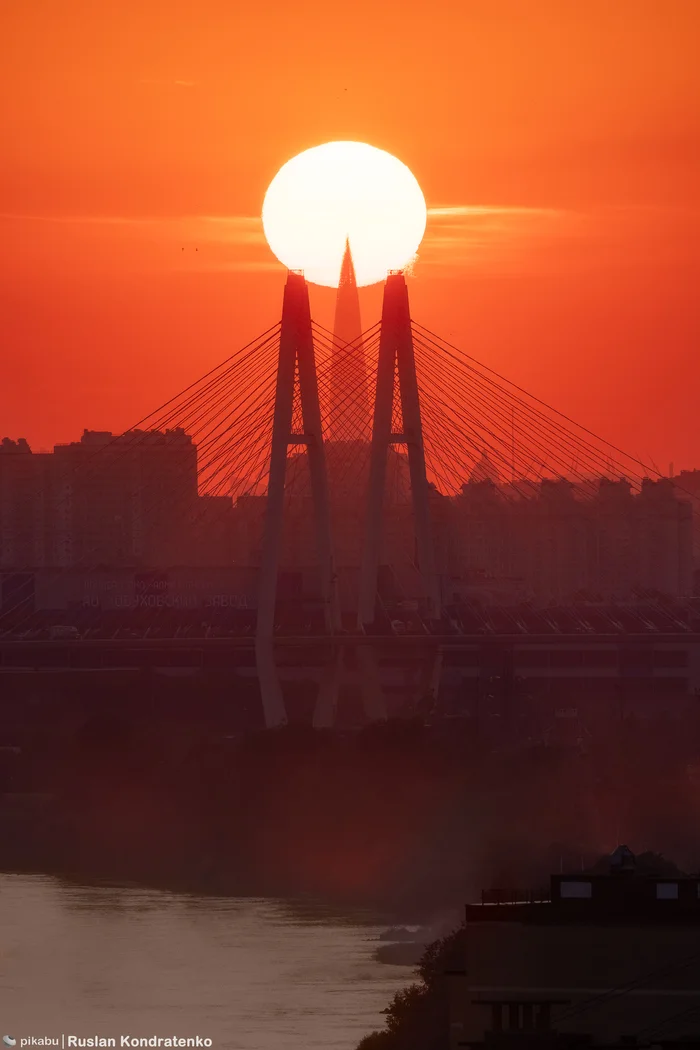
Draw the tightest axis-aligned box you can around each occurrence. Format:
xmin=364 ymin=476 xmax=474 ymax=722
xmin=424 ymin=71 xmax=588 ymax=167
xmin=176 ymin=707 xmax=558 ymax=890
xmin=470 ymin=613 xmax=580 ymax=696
xmin=1 ymin=267 xmax=699 ymax=730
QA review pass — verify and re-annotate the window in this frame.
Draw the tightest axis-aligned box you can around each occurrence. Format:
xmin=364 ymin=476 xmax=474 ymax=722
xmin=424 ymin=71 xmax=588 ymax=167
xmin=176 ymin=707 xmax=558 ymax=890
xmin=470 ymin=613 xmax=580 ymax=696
xmin=560 ymin=881 xmax=592 ymax=899
xmin=656 ymin=883 xmax=679 ymax=900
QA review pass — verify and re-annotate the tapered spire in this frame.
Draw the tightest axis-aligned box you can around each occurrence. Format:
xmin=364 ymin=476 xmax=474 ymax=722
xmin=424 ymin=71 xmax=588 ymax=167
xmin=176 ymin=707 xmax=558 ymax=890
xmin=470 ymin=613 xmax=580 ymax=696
xmin=330 ymin=240 xmax=370 ymax=440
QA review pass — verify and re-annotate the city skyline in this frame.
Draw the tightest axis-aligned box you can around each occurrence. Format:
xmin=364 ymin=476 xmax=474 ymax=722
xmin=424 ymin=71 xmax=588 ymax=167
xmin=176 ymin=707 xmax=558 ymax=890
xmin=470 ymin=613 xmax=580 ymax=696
xmin=2 ymin=423 xmax=696 ymax=604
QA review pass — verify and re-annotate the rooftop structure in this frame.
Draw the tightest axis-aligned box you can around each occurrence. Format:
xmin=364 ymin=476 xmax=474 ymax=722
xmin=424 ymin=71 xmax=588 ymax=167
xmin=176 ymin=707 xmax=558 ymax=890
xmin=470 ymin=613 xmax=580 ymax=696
xmin=450 ymin=848 xmax=700 ymax=1048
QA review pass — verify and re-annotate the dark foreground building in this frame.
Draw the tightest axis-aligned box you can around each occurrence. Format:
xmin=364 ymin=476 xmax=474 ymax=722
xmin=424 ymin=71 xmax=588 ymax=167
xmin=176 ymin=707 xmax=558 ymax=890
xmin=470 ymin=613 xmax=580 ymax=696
xmin=449 ymin=847 xmax=700 ymax=1047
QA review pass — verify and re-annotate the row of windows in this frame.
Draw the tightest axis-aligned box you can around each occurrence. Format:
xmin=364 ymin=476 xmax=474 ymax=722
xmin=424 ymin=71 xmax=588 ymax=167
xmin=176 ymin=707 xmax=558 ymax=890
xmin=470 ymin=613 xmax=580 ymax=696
xmin=560 ymin=880 xmax=697 ymax=901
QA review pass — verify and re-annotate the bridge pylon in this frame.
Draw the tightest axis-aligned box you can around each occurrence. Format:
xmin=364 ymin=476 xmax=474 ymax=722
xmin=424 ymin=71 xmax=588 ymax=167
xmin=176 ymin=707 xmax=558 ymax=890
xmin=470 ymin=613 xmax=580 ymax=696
xmin=256 ymin=271 xmax=341 ymax=729
xmin=358 ymin=271 xmax=441 ymax=631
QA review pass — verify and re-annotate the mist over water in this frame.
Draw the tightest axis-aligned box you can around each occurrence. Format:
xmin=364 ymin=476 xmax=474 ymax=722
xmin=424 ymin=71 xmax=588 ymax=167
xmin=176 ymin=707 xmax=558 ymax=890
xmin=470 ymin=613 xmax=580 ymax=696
xmin=0 ymin=875 xmax=408 ymax=1050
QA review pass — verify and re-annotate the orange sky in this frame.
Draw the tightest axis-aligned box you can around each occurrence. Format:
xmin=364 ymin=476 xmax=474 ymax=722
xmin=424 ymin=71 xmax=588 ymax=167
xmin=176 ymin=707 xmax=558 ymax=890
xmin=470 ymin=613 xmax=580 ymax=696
xmin=2 ymin=0 xmax=699 ymax=471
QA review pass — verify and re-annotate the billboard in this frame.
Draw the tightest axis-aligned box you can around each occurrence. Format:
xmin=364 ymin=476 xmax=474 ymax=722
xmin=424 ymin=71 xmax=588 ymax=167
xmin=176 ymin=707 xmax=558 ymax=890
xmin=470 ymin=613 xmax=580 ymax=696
xmin=31 ymin=568 xmax=258 ymax=612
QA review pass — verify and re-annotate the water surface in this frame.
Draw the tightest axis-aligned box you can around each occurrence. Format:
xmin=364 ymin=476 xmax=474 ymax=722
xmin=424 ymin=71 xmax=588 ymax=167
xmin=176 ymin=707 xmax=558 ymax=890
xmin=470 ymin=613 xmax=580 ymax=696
xmin=0 ymin=875 xmax=409 ymax=1049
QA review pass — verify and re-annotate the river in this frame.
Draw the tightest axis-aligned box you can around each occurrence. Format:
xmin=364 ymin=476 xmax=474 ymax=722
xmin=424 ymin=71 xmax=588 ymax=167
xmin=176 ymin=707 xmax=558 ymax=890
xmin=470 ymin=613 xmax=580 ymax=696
xmin=0 ymin=874 xmax=411 ymax=1050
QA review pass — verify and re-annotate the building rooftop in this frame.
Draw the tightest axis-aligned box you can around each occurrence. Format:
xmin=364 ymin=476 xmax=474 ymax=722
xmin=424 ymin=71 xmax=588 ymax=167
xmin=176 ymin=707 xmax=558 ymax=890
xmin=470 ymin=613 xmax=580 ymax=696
xmin=468 ymin=848 xmax=700 ymax=926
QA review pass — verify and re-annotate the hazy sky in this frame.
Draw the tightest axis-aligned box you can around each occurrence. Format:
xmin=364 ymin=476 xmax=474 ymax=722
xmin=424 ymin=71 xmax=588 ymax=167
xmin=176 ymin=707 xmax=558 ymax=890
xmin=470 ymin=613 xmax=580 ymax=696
xmin=2 ymin=0 xmax=698 ymax=470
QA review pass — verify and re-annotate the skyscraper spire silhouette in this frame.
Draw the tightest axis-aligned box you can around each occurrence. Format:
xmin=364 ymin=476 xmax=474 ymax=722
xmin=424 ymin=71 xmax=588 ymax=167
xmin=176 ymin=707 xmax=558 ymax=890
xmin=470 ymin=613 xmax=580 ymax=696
xmin=330 ymin=240 xmax=370 ymax=440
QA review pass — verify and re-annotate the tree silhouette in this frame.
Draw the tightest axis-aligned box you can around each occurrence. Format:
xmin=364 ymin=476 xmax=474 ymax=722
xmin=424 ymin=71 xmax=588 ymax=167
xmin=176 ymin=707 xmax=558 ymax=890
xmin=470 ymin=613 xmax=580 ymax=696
xmin=357 ymin=926 xmax=465 ymax=1049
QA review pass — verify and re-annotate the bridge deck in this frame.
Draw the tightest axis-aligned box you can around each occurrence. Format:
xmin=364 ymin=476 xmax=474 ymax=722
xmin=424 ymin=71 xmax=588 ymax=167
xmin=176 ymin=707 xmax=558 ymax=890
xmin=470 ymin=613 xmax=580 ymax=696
xmin=0 ymin=633 xmax=698 ymax=649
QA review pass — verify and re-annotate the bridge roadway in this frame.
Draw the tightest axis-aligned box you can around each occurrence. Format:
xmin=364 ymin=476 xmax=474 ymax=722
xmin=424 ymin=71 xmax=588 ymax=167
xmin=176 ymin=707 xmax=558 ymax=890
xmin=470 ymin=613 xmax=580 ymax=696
xmin=0 ymin=632 xmax=698 ymax=673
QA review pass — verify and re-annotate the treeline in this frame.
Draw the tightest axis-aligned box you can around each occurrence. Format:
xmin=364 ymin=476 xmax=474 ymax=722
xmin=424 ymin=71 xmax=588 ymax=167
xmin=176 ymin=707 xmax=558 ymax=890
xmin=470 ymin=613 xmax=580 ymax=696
xmin=2 ymin=708 xmax=700 ymax=908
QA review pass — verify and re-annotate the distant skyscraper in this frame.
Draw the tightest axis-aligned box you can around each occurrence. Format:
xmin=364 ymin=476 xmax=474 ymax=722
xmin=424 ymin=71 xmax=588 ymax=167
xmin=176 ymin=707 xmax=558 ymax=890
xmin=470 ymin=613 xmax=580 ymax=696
xmin=0 ymin=429 xmax=235 ymax=570
xmin=330 ymin=240 xmax=370 ymax=440
xmin=52 ymin=428 xmax=199 ymax=566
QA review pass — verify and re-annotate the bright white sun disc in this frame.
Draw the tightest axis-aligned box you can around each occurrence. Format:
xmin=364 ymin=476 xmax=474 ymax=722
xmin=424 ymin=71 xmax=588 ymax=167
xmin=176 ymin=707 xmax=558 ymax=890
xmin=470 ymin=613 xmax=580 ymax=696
xmin=262 ymin=141 xmax=427 ymax=288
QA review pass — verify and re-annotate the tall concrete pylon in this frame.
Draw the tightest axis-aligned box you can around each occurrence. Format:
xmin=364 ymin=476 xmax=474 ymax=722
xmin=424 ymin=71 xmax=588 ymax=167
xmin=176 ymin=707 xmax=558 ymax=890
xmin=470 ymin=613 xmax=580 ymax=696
xmin=358 ymin=271 xmax=441 ymax=631
xmin=256 ymin=271 xmax=341 ymax=729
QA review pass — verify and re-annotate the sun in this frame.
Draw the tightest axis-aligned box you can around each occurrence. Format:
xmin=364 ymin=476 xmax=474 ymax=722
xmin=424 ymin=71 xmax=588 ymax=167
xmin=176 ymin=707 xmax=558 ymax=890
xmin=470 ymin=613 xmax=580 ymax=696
xmin=261 ymin=141 xmax=427 ymax=288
